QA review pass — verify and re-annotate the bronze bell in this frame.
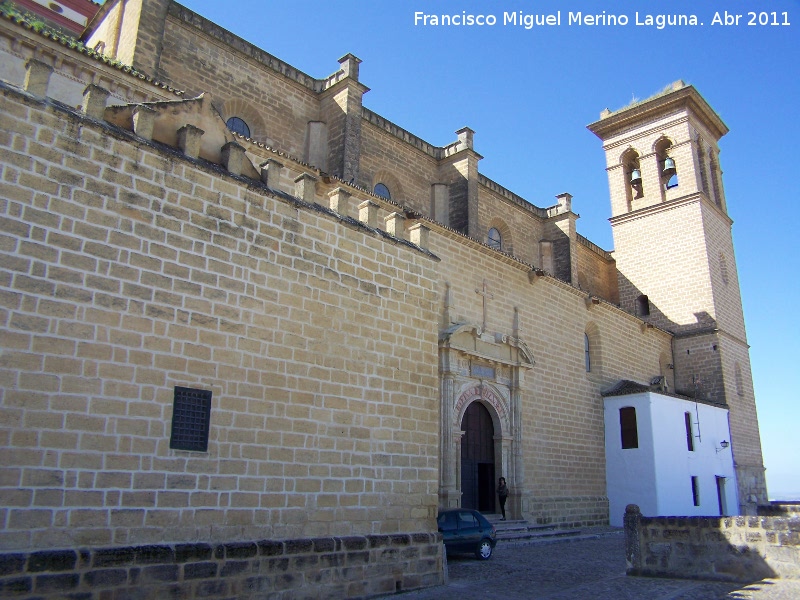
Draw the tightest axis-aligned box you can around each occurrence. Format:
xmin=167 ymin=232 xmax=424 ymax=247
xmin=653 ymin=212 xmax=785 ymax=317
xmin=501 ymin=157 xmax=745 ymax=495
xmin=662 ymin=157 xmax=677 ymax=179
xmin=630 ymin=168 xmax=642 ymax=186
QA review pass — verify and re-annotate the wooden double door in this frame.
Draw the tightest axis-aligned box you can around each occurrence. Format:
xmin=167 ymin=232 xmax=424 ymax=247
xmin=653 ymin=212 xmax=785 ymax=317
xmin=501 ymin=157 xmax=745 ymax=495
xmin=460 ymin=402 xmax=496 ymax=513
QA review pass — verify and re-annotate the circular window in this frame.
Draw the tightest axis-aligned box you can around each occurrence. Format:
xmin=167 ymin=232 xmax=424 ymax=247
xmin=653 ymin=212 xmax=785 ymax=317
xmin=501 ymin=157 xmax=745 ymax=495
xmin=226 ymin=117 xmax=250 ymax=138
xmin=49 ymin=3 xmax=64 ymax=13
xmin=374 ymin=183 xmax=391 ymax=199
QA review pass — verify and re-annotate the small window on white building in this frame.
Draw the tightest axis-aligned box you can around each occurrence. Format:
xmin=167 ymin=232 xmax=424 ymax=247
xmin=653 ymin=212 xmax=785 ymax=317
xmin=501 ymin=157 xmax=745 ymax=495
xmin=691 ymin=476 xmax=700 ymax=506
xmin=684 ymin=412 xmax=695 ymax=451
xmin=619 ymin=407 xmax=638 ymax=449
xmin=716 ymin=476 xmax=728 ymax=515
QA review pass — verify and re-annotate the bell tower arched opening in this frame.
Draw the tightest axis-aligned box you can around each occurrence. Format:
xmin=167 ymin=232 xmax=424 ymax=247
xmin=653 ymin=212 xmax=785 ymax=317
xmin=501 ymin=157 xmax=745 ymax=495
xmin=654 ymin=137 xmax=678 ymax=194
xmin=621 ymin=148 xmax=643 ymax=210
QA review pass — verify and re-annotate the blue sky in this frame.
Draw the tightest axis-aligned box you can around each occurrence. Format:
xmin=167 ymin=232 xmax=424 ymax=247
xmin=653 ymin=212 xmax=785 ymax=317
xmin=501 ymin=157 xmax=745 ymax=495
xmin=180 ymin=0 xmax=799 ymax=499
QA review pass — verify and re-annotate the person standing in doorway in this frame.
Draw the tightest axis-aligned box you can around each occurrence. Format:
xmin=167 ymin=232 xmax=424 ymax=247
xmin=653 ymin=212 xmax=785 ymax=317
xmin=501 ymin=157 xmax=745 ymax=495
xmin=497 ymin=477 xmax=508 ymax=521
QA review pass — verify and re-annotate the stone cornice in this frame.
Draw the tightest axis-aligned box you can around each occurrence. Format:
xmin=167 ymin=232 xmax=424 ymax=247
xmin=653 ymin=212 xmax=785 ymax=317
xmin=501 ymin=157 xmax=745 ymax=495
xmin=672 ymin=327 xmax=749 ymax=349
xmin=439 ymin=324 xmax=535 ymax=370
xmin=576 ymin=233 xmax=614 ymax=262
xmin=165 ymin=2 xmax=323 ymax=92
xmin=609 ymin=192 xmax=733 ymax=228
xmin=477 ymin=175 xmax=549 ymax=218
xmin=600 ymin=116 xmax=692 ymax=153
xmin=588 ymin=84 xmax=728 ymax=142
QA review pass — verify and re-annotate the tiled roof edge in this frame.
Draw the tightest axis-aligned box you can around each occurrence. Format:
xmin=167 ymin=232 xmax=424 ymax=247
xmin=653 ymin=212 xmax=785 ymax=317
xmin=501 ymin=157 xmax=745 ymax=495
xmin=0 ymin=3 xmax=184 ymax=96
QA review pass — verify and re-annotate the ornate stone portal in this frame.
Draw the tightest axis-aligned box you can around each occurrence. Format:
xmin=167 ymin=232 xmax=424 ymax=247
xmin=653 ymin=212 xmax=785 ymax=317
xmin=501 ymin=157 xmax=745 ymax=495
xmin=438 ymin=321 xmax=534 ymax=518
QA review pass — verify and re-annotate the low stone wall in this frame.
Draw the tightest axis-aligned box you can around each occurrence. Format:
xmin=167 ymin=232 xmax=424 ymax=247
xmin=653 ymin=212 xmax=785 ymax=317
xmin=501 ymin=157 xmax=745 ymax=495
xmin=624 ymin=504 xmax=800 ymax=582
xmin=0 ymin=533 xmax=443 ymax=599
xmin=759 ymin=502 xmax=800 ymax=517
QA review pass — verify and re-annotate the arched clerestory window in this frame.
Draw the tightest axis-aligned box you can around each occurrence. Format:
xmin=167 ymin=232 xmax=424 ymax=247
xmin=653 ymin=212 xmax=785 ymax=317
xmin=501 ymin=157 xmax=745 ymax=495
xmin=636 ymin=294 xmax=650 ymax=317
xmin=374 ymin=183 xmax=391 ymax=199
xmin=226 ymin=116 xmax=250 ymax=138
xmin=487 ymin=227 xmax=502 ymax=250
xmin=584 ymin=323 xmax=602 ymax=377
xmin=584 ymin=333 xmax=591 ymax=372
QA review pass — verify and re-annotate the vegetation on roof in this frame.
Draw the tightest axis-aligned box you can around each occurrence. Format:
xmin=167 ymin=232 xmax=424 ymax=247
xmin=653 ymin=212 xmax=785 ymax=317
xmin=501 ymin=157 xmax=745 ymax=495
xmin=611 ymin=80 xmax=688 ymax=115
xmin=1 ymin=0 xmax=50 ymax=32
xmin=0 ymin=1 xmax=183 ymax=94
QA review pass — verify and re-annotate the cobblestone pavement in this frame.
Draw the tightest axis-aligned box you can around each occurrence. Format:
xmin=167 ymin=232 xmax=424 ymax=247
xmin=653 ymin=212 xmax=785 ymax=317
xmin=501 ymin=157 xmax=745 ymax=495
xmin=395 ymin=531 xmax=800 ymax=600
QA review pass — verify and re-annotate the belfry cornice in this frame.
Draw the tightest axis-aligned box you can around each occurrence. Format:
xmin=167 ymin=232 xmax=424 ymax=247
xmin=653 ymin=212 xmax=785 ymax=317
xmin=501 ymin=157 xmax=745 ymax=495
xmin=609 ymin=192 xmax=733 ymax=228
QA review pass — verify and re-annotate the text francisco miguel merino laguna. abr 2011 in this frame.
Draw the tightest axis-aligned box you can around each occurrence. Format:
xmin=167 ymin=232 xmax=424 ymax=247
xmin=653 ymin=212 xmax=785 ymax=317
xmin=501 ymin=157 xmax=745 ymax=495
xmin=413 ymin=10 xmax=791 ymax=30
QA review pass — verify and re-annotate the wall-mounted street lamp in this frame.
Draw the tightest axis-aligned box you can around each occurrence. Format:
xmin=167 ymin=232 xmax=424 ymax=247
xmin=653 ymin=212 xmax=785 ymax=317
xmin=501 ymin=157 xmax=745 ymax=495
xmin=716 ymin=440 xmax=730 ymax=453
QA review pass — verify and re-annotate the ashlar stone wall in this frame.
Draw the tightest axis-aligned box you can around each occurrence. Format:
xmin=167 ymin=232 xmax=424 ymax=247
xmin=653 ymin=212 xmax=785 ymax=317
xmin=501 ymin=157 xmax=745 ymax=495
xmin=358 ymin=117 xmax=440 ymax=213
xmin=575 ymin=236 xmax=618 ymax=303
xmin=0 ymin=78 xmax=441 ymax=555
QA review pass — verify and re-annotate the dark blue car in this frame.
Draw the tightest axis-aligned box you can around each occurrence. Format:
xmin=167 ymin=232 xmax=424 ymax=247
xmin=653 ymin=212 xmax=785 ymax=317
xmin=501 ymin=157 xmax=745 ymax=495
xmin=437 ymin=508 xmax=497 ymax=560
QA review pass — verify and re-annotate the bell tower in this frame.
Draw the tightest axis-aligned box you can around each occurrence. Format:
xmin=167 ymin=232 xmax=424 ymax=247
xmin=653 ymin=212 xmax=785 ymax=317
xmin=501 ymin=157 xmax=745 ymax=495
xmin=588 ymin=82 xmax=767 ymax=513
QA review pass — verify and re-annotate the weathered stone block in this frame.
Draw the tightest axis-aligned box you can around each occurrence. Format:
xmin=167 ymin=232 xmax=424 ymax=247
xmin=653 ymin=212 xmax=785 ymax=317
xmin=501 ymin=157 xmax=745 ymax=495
xmin=285 ymin=539 xmax=313 ymax=555
xmin=84 ymin=568 xmax=128 ymax=587
xmin=23 ymin=59 xmax=53 ymax=97
xmin=34 ymin=572 xmax=79 ymax=591
xmin=135 ymin=546 xmax=174 ymax=565
xmin=93 ymin=547 xmax=136 ymax=568
xmin=27 ymin=550 xmax=77 ymax=572
xmin=81 ymin=85 xmax=110 ymax=121
xmin=183 ymin=562 xmax=217 ymax=579
xmin=0 ymin=576 xmax=32 ymax=595
xmin=176 ymin=124 xmax=204 ymax=159
xmin=140 ymin=564 xmax=179 ymax=583
xmin=221 ymin=543 xmax=257 ymax=559
xmin=0 ymin=554 xmax=26 ymax=576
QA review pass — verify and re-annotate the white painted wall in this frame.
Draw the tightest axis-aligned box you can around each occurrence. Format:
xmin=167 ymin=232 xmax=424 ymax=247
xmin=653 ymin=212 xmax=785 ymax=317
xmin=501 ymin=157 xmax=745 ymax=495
xmin=604 ymin=391 xmax=738 ymax=526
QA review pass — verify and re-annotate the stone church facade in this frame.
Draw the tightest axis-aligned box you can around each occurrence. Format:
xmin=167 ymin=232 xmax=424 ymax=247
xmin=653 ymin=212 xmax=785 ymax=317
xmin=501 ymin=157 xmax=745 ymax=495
xmin=0 ymin=0 xmax=767 ymax=597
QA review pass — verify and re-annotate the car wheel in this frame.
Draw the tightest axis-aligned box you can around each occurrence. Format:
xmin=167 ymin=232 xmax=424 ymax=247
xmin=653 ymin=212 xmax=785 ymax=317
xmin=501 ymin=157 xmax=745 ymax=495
xmin=476 ymin=539 xmax=493 ymax=560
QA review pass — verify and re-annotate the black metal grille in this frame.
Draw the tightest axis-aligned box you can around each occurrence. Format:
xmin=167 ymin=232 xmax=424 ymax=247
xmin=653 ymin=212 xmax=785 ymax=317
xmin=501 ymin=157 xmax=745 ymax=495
xmin=169 ymin=386 xmax=212 ymax=452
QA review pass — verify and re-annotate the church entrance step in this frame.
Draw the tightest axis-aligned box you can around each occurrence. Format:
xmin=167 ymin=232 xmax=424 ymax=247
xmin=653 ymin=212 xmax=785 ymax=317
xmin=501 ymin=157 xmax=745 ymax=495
xmin=483 ymin=514 xmax=586 ymax=545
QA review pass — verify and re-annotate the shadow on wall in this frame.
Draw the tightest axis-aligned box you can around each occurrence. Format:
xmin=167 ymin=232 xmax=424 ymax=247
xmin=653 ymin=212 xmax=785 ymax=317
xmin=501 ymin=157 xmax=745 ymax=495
xmin=624 ymin=504 xmax=800 ymax=583
xmin=617 ymin=272 xmax=727 ymax=404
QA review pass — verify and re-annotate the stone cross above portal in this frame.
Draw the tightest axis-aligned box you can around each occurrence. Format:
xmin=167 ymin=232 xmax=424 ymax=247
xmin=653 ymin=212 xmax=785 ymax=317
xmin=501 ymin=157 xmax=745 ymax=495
xmin=475 ymin=279 xmax=494 ymax=330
